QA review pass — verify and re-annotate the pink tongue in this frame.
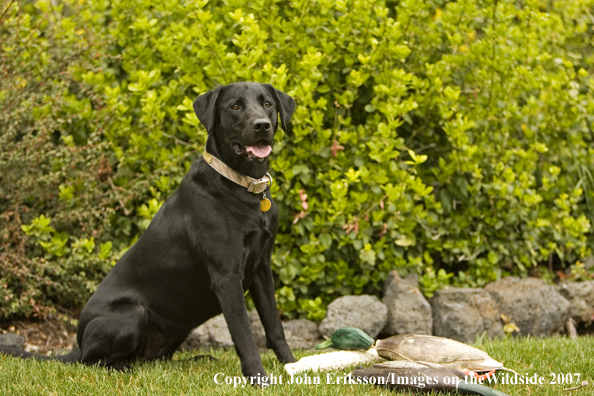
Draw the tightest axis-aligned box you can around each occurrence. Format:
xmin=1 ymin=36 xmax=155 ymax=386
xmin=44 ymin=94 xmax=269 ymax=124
xmin=246 ymin=144 xmax=272 ymax=158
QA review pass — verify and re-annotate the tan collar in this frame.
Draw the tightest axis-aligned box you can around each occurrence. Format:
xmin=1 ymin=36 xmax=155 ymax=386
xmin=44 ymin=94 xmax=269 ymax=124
xmin=202 ymin=150 xmax=272 ymax=195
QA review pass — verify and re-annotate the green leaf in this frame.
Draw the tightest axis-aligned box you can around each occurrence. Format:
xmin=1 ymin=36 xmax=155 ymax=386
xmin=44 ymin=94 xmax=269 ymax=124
xmin=395 ymin=235 xmax=415 ymax=247
xmin=99 ymin=241 xmax=113 ymax=259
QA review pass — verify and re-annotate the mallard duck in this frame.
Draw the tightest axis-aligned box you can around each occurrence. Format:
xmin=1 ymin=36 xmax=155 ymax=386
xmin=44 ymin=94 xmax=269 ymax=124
xmin=287 ymin=327 xmax=513 ymax=382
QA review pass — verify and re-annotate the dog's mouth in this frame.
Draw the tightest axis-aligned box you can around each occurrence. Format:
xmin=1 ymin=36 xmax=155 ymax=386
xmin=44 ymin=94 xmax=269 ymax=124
xmin=233 ymin=140 xmax=272 ymax=161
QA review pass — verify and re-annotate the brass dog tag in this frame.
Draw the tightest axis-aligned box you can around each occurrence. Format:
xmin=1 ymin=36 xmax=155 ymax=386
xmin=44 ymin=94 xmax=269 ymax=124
xmin=260 ymin=198 xmax=271 ymax=212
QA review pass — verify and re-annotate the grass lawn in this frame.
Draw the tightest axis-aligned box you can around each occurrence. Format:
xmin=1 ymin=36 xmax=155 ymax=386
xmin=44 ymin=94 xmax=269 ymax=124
xmin=1 ymin=336 xmax=592 ymax=395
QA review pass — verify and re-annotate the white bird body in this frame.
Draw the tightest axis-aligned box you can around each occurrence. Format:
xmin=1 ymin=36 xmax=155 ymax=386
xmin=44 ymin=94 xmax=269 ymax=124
xmin=284 ymin=348 xmax=382 ymax=375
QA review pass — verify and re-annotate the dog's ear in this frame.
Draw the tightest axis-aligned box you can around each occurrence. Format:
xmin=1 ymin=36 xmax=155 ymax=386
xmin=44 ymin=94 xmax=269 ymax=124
xmin=193 ymin=87 xmax=221 ymax=133
xmin=265 ymin=85 xmax=296 ymax=132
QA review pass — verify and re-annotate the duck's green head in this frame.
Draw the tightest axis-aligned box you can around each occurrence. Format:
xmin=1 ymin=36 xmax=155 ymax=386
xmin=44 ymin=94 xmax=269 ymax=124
xmin=315 ymin=326 xmax=375 ymax=350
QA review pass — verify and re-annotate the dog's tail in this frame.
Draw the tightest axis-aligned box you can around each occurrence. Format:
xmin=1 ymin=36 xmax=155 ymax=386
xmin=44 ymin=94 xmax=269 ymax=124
xmin=0 ymin=346 xmax=82 ymax=363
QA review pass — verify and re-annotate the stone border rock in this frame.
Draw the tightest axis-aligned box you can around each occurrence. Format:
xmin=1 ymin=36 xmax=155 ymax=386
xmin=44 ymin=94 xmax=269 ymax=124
xmin=319 ymin=295 xmax=388 ymax=338
xmin=383 ymin=271 xmax=432 ymax=335
xmin=431 ymin=287 xmax=503 ymax=343
xmin=485 ymin=277 xmax=570 ymax=337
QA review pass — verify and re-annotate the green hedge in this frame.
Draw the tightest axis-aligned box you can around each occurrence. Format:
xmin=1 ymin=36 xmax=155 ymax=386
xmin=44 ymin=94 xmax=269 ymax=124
xmin=1 ymin=0 xmax=593 ymax=320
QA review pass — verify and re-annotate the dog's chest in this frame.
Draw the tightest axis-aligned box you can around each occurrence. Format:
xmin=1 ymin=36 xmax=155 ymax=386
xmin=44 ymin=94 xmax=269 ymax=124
xmin=239 ymin=227 xmax=269 ymax=275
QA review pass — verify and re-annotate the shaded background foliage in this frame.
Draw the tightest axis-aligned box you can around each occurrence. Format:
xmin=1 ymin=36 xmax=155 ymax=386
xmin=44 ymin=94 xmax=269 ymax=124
xmin=1 ymin=0 xmax=593 ymax=321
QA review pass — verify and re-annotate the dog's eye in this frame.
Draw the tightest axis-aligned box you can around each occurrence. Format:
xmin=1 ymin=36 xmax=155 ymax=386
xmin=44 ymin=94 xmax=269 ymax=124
xmin=231 ymin=103 xmax=240 ymax=110
xmin=264 ymin=101 xmax=272 ymax=108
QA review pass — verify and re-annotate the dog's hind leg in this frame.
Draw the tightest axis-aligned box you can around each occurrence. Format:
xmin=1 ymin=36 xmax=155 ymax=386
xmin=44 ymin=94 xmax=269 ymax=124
xmin=79 ymin=305 xmax=148 ymax=368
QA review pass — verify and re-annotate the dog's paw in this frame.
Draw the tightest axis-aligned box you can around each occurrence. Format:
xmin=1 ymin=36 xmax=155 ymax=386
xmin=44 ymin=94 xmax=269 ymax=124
xmin=277 ymin=352 xmax=297 ymax=364
xmin=245 ymin=372 xmax=271 ymax=388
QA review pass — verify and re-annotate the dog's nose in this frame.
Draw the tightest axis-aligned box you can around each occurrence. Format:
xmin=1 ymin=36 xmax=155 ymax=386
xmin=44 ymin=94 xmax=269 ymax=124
xmin=253 ymin=119 xmax=271 ymax=133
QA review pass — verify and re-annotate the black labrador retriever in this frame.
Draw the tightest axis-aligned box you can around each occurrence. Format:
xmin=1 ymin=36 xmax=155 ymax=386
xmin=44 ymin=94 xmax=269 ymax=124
xmin=0 ymin=82 xmax=296 ymax=382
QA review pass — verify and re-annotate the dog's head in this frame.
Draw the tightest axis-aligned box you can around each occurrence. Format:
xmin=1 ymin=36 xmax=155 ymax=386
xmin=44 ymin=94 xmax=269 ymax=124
xmin=193 ymin=82 xmax=295 ymax=177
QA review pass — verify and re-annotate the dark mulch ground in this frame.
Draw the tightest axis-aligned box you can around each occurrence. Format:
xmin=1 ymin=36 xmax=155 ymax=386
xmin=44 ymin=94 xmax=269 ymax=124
xmin=0 ymin=316 xmax=77 ymax=355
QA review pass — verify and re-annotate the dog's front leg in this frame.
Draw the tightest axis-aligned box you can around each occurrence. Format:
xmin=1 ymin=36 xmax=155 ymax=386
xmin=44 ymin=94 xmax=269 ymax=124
xmin=212 ymin=277 xmax=268 ymax=384
xmin=250 ymin=265 xmax=296 ymax=364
